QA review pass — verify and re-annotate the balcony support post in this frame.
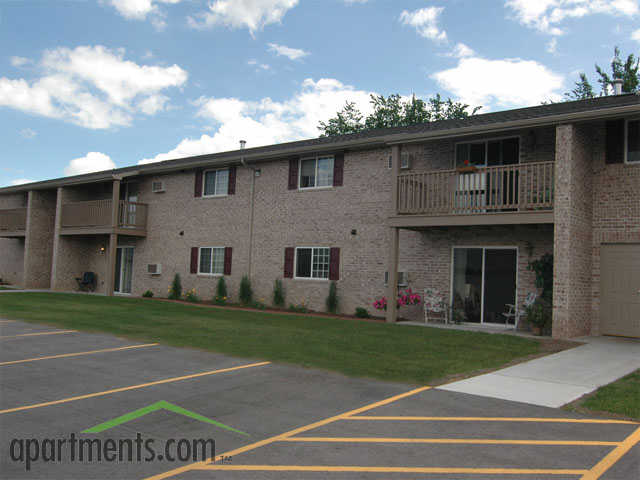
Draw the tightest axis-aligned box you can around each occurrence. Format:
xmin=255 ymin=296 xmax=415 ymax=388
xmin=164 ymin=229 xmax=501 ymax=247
xmin=50 ymin=187 xmax=64 ymax=291
xmin=385 ymin=226 xmax=400 ymax=323
xmin=105 ymin=180 xmax=120 ymax=296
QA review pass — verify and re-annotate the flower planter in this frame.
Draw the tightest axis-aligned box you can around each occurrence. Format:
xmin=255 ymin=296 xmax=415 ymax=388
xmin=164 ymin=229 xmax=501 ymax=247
xmin=457 ymin=166 xmax=478 ymax=173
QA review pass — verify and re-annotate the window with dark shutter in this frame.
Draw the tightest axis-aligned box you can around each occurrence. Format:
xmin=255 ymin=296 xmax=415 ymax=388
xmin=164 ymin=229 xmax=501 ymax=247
xmin=606 ymin=119 xmax=625 ymax=164
xmin=627 ymin=120 xmax=640 ymax=164
xmin=224 ymin=247 xmax=233 ymax=275
xmin=333 ymin=153 xmax=344 ymax=187
xmin=194 ymin=170 xmax=203 ymax=197
xmin=284 ymin=247 xmax=295 ymax=278
xmin=329 ymin=247 xmax=340 ymax=281
xmin=228 ymin=166 xmax=237 ymax=194
xmin=288 ymin=159 xmax=299 ymax=190
xmin=190 ymin=247 xmax=198 ymax=274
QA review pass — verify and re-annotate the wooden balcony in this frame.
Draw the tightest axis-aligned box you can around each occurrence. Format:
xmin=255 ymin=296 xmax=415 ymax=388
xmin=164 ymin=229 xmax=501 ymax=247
xmin=391 ymin=161 xmax=555 ymax=227
xmin=60 ymin=200 xmax=148 ymax=236
xmin=0 ymin=208 xmax=27 ymax=237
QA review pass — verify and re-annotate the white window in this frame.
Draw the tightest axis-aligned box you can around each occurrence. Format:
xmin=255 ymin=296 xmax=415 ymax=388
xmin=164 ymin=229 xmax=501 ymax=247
xmin=299 ymin=156 xmax=334 ymax=189
xmin=295 ymin=247 xmax=330 ymax=279
xmin=384 ymin=271 xmax=408 ymax=287
xmin=198 ymin=247 xmax=225 ymax=275
xmin=626 ymin=119 xmax=640 ymax=164
xmin=203 ymin=169 xmax=229 ymax=196
xmin=455 ymin=137 xmax=520 ymax=168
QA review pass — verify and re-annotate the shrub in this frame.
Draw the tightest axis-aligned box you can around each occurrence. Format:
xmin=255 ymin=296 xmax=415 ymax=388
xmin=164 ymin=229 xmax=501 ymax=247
xmin=528 ymin=253 xmax=554 ymax=301
xmin=239 ymin=275 xmax=253 ymax=304
xmin=288 ymin=303 xmax=308 ymax=313
xmin=526 ymin=298 xmax=552 ymax=333
xmin=326 ymin=281 xmax=338 ymax=313
xmin=142 ymin=290 xmax=154 ymax=298
xmin=249 ymin=299 xmax=267 ymax=310
xmin=215 ymin=277 xmax=228 ymax=305
xmin=184 ymin=288 xmax=200 ymax=303
xmin=273 ymin=279 xmax=285 ymax=307
xmin=355 ymin=307 xmax=370 ymax=318
xmin=168 ymin=273 xmax=182 ymax=300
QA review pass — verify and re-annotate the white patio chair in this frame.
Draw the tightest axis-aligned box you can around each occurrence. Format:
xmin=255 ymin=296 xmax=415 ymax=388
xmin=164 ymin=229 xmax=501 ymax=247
xmin=503 ymin=292 xmax=537 ymax=330
xmin=424 ymin=288 xmax=448 ymax=324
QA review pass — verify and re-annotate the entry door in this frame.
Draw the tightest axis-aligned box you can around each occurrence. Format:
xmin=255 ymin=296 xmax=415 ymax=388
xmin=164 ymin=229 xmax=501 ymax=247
xmin=600 ymin=244 xmax=640 ymax=338
xmin=452 ymin=247 xmax=517 ymax=324
xmin=114 ymin=247 xmax=134 ymax=294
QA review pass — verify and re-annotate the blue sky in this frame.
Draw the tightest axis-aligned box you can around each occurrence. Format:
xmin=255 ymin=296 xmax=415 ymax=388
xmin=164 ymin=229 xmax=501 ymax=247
xmin=1 ymin=0 xmax=639 ymax=186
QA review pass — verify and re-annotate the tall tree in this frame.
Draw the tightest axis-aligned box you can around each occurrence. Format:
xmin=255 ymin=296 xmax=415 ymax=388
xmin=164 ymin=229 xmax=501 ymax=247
xmin=318 ymin=93 xmax=480 ymax=137
xmin=567 ymin=47 xmax=639 ymax=100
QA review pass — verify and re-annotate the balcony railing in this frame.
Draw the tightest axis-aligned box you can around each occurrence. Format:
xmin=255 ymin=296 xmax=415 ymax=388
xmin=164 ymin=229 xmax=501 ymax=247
xmin=397 ymin=161 xmax=554 ymax=216
xmin=61 ymin=200 xmax=148 ymax=231
xmin=0 ymin=208 xmax=27 ymax=233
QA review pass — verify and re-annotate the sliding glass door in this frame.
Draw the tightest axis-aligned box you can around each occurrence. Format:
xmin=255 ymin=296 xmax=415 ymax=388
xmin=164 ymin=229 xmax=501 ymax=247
xmin=114 ymin=246 xmax=134 ymax=294
xmin=452 ymin=247 xmax=517 ymax=325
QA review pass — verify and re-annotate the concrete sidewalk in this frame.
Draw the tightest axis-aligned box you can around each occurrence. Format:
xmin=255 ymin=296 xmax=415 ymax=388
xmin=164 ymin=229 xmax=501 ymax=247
xmin=438 ymin=335 xmax=640 ymax=408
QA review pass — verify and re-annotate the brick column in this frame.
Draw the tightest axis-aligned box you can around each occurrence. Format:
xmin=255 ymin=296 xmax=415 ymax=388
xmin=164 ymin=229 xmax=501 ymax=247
xmin=552 ymin=124 xmax=594 ymax=338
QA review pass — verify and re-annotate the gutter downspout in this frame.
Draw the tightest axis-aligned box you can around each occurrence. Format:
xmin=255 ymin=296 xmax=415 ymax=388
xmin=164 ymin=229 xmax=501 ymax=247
xmin=240 ymin=151 xmax=257 ymax=279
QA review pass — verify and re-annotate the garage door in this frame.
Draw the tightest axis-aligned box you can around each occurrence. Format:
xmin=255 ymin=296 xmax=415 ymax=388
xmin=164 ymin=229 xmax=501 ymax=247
xmin=600 ymin=244 xmax=640 ymax=338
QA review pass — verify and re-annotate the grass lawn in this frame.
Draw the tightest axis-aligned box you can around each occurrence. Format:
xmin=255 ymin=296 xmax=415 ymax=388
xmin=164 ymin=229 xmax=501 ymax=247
xmin=567 ymin=370 xmax=640 ymax=420
xmin=0 ymin=292 xmax=544 ymax=385
xmin=0 ymin=286 xmax=16 ymax=290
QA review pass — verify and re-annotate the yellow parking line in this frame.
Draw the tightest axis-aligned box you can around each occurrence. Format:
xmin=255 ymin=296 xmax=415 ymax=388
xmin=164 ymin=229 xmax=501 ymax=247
xmin=144 ymin=386 xmax=432 ymax=480
xmin=0 ymin=361 xmax=270 ymax=415
xmin=196 ymin=464 xmax=589 ymax=475
xmin=0 ymin=343 xmax=159 ymax=366
xmin=581 ymin=426 xmax=640 ymax=480
xmin=282 ymin=436 xmax=619 ymax=446
xmin=347 ymin=416 xmax=639 ymax=425
xmin=0 ymin=330 xmax=76 ymax=339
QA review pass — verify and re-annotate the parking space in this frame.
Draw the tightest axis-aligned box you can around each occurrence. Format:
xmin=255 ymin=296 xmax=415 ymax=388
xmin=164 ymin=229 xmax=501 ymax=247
xmin=0 ymin=319 xmax=638 ymax=480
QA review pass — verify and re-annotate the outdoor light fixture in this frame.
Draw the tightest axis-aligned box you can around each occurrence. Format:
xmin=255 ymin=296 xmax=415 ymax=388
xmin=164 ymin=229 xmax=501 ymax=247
xmin=99 ymin=246 xmax=106 ymax=255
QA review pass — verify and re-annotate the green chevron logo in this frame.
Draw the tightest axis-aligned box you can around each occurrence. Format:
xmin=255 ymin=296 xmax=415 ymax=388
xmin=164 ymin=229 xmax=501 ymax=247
xmin=82 ymin=400 xmax=249 ymax=436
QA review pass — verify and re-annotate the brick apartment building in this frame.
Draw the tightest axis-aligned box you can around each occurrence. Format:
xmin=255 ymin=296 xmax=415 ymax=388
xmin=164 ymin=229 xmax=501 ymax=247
xmin=1 ymin=93 xmax=639 ymax=339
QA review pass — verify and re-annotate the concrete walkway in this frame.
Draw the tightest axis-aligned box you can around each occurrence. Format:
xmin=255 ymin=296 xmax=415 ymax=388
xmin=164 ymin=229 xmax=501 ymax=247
xmin=439 ymin=335 xmax=640 ymax=408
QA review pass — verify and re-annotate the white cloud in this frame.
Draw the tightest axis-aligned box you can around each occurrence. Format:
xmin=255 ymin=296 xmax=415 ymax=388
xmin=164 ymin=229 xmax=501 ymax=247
xmin=633 ymin=28 xmax=640 ymax=41
xmin=247 ymin=59 xmax=271 ymax=71
xmin=447 ymin=43 xmax=474 ymax=58
xmin=0 ymin=45 xmax=187 ymax=129
xmin=344 ymin=0 xmax=368 ymax=4
xmin=267 ymin=43 xmax=309 ymax=60
xmin=505 ymin=0 xmax=639 ymax=36
xmin=19 ymin=128 xmax=37 ymax=139
xmin=432 ymin=56 xmax=564 ymax=109
xmin=10 ymin=56 xmax=31 ymax=67
xmin=64 ymin=152 xmax=116 ymax=176
xmin=188 ymin=0 xmax=299 ymax=35
xmin=399 ymin=7 xmax=447 ymax=43
xmin=106 ymin=0 xmax=182 ymax=28
xmin=546 ymin=37 xmax=558 ymax=53
xmin=10 ymin=178 xmax=35 ymax=186
xmin=140 ymin=78 xmax=374 ymax=164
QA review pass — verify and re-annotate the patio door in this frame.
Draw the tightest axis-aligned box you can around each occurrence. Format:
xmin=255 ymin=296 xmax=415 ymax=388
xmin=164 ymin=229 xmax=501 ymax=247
xmin=120 ymin=183 xmax=138 ymax=227
xmin=452 ymin=247 xmax=517 ymax=324
xmin=114 ymin=247 xmax=134 ymax=294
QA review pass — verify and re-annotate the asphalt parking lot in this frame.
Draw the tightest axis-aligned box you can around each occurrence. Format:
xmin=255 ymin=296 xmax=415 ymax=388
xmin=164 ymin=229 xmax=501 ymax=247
xmin=0 ymin=319 xmax=638 ymax=480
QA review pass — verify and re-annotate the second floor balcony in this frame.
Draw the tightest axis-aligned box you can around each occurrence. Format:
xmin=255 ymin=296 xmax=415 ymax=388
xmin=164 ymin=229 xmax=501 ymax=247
xmin=393 ymin=161 xmax=555 ymax=227
xmin=60 ymin=200 xmax=148 ymax=236
xmin=0 ymin=208 xmax=27 ymax=237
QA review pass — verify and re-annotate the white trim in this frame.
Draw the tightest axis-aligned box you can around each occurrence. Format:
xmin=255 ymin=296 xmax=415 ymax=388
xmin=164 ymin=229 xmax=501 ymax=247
xmin=624 ymin=118 xmax=640 ymax=165
xmin=293 ymin=246 xmax=330 ymax=280
xmin=298 ymin=155 xmax=335 ymax=190
xmin=197 ymin=246 xmax=225 ymax=276
xmin=202 ymin=168 xmax=230 ymax=198
xmin=450 ymin=246 xmax=519 ymax=325
xmin=454 ymin=135 xmax=522 ymax=168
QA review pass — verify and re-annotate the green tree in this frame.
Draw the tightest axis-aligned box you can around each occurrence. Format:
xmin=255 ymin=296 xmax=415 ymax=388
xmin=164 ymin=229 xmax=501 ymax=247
xmin=318 ymin=93 xmax=480 ymax=137
xmin=595 ymin=47 xmax=639 ymax=95
xmin=565 ymin=73 xmax=595 ymax=101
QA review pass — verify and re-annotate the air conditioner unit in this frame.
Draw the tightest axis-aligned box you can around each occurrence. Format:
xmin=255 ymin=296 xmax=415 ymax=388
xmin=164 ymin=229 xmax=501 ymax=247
xmin=384 ymin=271 xmax=408 ymax=287
xmin=151 ymin=181 xmax=165 ymax=193
xmin=147 ymin=263 xmax=162 ymax=275
xmin=400 ymin=152 xmax=412 ymax=169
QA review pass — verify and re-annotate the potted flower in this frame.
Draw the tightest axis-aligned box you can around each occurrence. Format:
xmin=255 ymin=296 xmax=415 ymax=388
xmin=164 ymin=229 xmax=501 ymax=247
xmin=525 ymin=300 xmax=550 ymax=335
xmin=373 ymin=289 xmax=422 ymax=312
xmin=457 ymin=159 xmax=478 ymax=173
